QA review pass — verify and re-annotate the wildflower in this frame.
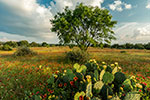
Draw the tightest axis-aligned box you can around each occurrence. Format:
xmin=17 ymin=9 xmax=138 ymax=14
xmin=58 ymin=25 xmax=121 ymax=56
xmin=147 ymin=88 xmax=150 ymax=91
xmin=136 ymin=83 xmax=143 ymax=89
xmin=70 ymin=81 xmax=74 ymax=86
xmin=86 ymin=75 xmax=91 ymax=79
xmin=142 ymin=76 xmax=146 ymax=80
xmin=122 ymin=94 xmax=125 ymax=96
xmin=139 ymin=89 xmax=142 ymax=92
xmin=120 ymin=87 xmax=123 ymax=91
xmin=36 ymin=91 xmax=39 ymax=94
xmin=115 ymin=62 xmax=118 ymax=65
xmin=58 ymin=83 xmax=63 ymax=87
xmin=131 ymin=76 xmax=136 ymax=79
xmin=50 ymin=90 xmax=54 ymax=94
xmin=54 ymin=74 xmax=58 ymax=78
xmin=55 ymin=71 xmax=59 ymax=74
xmin=107 ymin=95 xmax=113 ymax=99
xmin=79 ymin=96 xmax=84 ymax=100
xmin=111 ymin=64 xmax=114 ymax=67
xmin=141 ymin=82 xmax=147 ymax=86
xmin=74 ymin=77 xmax=78 ymax=81
xmin=39 ymin=65 xmax=42 ymax=69
xmin=103 ymin=65 xmax=107 ymax=69
xmin=64 ymin=70 xmax=67 ymax=73
xmin=64 ymin=83 xmax=67 ymax=86
xmin=102 ymin=62 xmax=105 ymax=64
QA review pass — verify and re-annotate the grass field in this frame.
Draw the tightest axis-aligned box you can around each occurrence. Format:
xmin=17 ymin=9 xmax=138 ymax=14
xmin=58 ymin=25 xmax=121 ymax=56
xmin=0 ymin=47 xmax=150 ymax=99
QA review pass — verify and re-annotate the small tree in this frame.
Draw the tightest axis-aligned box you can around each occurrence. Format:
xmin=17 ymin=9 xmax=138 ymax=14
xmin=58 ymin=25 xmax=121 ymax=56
xmin=17 ymin=40 xmax=29 ymax=47
xmin=51 ymin=3 xmax=117 ymax=51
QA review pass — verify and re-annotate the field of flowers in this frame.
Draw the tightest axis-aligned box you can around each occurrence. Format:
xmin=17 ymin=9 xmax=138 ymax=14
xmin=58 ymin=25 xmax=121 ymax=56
xmin=0 ymin=47 xmax=150 ymax=99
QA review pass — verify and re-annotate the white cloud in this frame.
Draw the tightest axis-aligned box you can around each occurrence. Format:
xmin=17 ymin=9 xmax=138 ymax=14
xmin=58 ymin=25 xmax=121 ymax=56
xmin=146 ymin=0 xmax=150 ymax=9
xmin=109 ymin=0 xmax=132 ymax=12
xmin=146 ymin=4 xmax=150 ymax=9
xmin=113 ymin=23 xmax=150 ymax=44
xmin=125 ymin=4 xmax=132 ymax=9
xmin=0 ymin=0 xmax=104 ymax=43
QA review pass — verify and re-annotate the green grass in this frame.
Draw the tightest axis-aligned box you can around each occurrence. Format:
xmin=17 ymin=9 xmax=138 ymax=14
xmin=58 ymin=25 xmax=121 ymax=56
xmin=0 ymin=47 xmax=150 ymax=99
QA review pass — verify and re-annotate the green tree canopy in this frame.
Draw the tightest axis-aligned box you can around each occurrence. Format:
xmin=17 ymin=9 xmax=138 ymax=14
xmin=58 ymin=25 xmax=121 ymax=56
xmin=51 ymin=3 xmax=117 ymax=51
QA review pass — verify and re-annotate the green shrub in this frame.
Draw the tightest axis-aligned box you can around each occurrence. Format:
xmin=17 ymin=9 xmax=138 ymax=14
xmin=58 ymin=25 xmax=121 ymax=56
xmin=14 ymin=46 xmax=37 ymax=56
xmin=0 ymin=44 xmax=13 ymax=51
xmin=120 ymin=51 xmax=127 ymax=53
xmin=66 ymin=48 xmax=90 ymax=63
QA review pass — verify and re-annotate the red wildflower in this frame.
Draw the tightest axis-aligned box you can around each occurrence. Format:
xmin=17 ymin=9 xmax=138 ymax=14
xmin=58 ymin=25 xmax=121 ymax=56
xmin=141 ymin=82 xmax=147 ymax=86
xmin=79 ymin=96 xmax=84 ymax=100
xmin=36 ymin=91 xmax=39 ymax=94
xmin=64 ymin=83 xmax=67 ymax=86
xmin=147 ymin=76 xmax=150 ymax=80
xmin=136 ymin=77 xmax=140 ymax=81
xmin=74 ymin=77 xmax=78 ymax=81
xmin=58 ymin=83 xmax=63 ymax=87
xmin=139 ymin=89 xmax=142 ymax=92
xmin=50 ymin=90 xmax=54 ymax=94
xmin=147 ymin=88 xmax=150 ymax=91
xmin=142 ymin=76 xmax=146 ymax=80
xmin=122 ymin=94 xmax=125 ymax=96
xmin=70 ymin=81 xmax=74 ymax=86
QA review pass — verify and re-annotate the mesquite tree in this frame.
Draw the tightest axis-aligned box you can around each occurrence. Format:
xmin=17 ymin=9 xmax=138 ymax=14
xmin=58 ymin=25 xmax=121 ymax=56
xmin=51 ymin=3 xmax=117 ymax=51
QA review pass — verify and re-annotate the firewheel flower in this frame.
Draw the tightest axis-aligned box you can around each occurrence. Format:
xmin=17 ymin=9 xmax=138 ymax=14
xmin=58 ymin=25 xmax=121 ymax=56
xmin=73 ymin=77 xmax=78 ymax=81
xmin=70 ymin=81 xmax=74 ymax=86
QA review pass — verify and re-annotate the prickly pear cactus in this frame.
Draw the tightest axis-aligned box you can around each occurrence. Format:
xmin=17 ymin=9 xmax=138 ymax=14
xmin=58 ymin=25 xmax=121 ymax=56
xmin=94 ymin=70 xmax=99 ymax=81
xmin=86 ymin=82 xmax=93 ymax=98
xmin=106 ymin=66 xmax=112 ymax=73
xmin=94 ymin=81 xmax=104 ymax=93
xmin=100 ymin=70 xmax=105 ymax=81
xmin=102 ymin=72 xmax=114 ymax=84
xmin=100 ymin=85 xmax=113 ymax=100
xmin=110 ymin=96 xmax=120 ymax=100
xmin=114 ymin=72 xmax=126 ymax=84
xmin=74 ymin=91 xmax=85 ymax=100
xmin=112 ymin=67 xmax=118 ymax=75
xmin=124 ymin=92 xmax=141 ymax=100
xmin=73 ymin=63 xmax=87 ymax=74
xmin=122 ymin=79 xmax=133 ymax=92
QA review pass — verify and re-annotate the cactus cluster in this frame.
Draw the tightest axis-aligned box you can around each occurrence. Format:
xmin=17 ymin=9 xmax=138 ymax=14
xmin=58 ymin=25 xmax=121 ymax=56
xmin=29 ymin=59 xmax=150 ymax=100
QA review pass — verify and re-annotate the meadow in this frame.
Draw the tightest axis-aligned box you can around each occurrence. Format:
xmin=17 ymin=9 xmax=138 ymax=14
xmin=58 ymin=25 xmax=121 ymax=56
xmin=0 ymin=47 xmax=150 ymax=99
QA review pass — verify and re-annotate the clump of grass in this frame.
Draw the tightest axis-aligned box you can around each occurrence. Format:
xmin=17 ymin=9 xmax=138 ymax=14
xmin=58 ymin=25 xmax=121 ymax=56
xmin=14 ymin=46 xmax=37 ymax=56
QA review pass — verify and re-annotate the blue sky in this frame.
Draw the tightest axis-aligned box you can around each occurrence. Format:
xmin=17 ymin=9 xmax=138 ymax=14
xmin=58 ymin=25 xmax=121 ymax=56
xmin=0 ymin=0 xmax=150 ymax=44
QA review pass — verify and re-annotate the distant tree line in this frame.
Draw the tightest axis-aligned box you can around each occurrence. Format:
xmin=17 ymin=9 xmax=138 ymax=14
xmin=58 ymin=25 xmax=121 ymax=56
xmin=104 ymin=43 xmax=150 ymax=50
xmin=0 ymin=40 xmax=150 ymax=50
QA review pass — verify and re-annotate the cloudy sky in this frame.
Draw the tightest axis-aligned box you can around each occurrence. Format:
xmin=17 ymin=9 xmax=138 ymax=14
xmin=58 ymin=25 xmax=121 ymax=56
xmin=0 ymin=0 xmax=150 ymax=44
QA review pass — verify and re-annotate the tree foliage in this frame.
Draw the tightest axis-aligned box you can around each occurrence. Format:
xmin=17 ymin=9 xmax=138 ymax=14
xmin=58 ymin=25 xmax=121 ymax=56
xmin=51 ymin=3 xmax=117 ymax=51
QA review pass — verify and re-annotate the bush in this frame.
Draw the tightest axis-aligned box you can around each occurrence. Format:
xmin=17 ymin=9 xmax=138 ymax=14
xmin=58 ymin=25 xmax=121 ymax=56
xmin=120 ymin=51 xmax=127 ymax=53
xmin=27 ymin=60 xmax=150 ymax=100
xmin=66 ymin=48 xmax=90 ymax=63
xmin=0 ymin=44 xmax=13 ymax=51
xmin=14 ymin=46 xmax=37 ymax=56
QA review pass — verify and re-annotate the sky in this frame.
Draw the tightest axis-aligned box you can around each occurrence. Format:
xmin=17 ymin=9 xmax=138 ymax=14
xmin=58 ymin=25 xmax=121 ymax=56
xmin=0 ymin=0 xmax=150 ymax=44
